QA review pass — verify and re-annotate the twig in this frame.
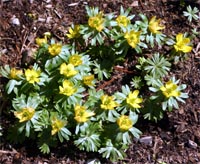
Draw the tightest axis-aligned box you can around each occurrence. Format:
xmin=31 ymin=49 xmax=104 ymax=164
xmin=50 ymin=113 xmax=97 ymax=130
xmin=138 ymin=0 xmax=145 ymax=9
xmin=0 ymin=149 xmax=18 ymax=154
xmin=96 ymin=74 xmax=121 ymax=91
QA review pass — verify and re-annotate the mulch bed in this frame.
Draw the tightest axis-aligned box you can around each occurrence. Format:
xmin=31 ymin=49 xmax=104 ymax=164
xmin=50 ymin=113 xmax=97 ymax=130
xmin=0 ymin=0 xmax=200 ymax=163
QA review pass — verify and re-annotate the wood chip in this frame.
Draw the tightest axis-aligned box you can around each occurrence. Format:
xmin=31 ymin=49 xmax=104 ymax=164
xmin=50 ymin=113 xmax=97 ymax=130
xmin=68 ymin=2 xmax=80 ymax=7
xmin=130 ymin=1 xmax=139 ymax=7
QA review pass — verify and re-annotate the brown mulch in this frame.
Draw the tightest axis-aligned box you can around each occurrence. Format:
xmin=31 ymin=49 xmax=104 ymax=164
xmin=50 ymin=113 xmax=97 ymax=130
xmin=0 ymin=0 xmax=200 ymax=163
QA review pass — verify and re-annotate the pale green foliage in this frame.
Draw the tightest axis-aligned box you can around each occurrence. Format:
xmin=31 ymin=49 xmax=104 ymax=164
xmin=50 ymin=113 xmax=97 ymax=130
xmin=0 ymin=5 xmax=194 ymax=162
xmin=130 ymin=76 xmax=144 ymax=89
xmin=140 ymin=53 xmax=171 ymax=78
xmin=183 ymin=5 xmax=199 ymax=22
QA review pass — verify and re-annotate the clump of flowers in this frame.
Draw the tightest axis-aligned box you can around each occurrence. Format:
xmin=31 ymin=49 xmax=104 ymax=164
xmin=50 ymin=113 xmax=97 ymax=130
xmin=66 ymin=25 xmax=81 ymax=39
xmin=0 ymin=5 xmax=194 ymax=162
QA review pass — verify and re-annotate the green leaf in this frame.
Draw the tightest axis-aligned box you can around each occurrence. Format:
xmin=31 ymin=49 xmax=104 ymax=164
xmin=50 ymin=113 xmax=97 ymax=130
xmin=162 ymin=101 xmax=168 ymax=111
xmin=98 ymin=140 xmax=125 ymax=161
xmin=122 ymin=132 xmax=131 ymax=144
xmin=0 ymin=65 xmax=10 ymax=78
xmin=25 ymin=121 xmax=31 ymax=137
xmin=60 ymin=127 xmax=71 ymax=141
xmin=74 ymin=133 xmax=101 ymax=152
xmin=39 ymin=143 xmax=50 ymax=154
xmin=6 ymin=80 xmax=17 ymax=94
xmin=129 ymin=127 xmax=142 ymax=139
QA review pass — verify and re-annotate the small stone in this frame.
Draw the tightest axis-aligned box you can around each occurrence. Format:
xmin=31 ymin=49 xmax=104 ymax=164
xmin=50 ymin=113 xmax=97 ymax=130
xmin=10 ymin=16 xmax=20 ymax=26
xmin=45 ymin=4 xmax=53 ymax=8
xmin=44 ymin=0 xmax=51 ymax=3
xmin=130 ymin=1 xmax=139 ymax=7
xmin=86 ymin=158 xmax=100 ymax=164
xmin=139 ymin=136 xmax=153 ymax=145
xmin=38 ymin=17 xmax=46 ymax=22
xmin=188 ymin=140 xmax=198 ymax=149
xmin=68 ymin=2 xmax=79 ymax=6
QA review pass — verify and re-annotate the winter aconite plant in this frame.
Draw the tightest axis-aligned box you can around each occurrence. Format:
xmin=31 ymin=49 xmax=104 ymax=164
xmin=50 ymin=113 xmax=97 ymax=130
xmin=0 ymin=6 xmax=193 ymax=162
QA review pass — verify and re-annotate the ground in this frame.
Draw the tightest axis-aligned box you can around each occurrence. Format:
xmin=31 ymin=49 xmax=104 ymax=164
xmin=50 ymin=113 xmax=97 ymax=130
xmin=0 ymin=0 xmax=200 ymax=163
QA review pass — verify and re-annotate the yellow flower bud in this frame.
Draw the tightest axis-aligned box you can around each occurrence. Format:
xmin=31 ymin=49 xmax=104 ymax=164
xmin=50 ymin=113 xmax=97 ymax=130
xmin=51 ymin=117 xmax=65 ymax=135
xmin=148 ymin=16 xmax=165 ymax=34
xmin=10 ymin=68 xmax=23 ymax=80
xmin=66 ymin=25 xmax=80 ymax=39
xmin=35 ymin=37 xmax=47 ymax=47
xmin=83 ymin=75 xmax=94 ymax=86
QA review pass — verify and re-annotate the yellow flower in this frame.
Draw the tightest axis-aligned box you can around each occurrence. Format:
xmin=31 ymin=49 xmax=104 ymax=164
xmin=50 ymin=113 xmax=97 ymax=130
xmin=35 ymin=36 xmax=47 ymax=47
xmin=124 ymin=30 xmax=140 ymax=48
xmin=117 ymin=115 xmax=133 ymax=131
xmin=14 ymin=107 xmax=35 ymax=122
xmin=48 ymin=43 xmax=62 ymax=56
xmin=10 ymin=68 xmax=23 ymax=80
xmin=59 ymin=80 xmax=77 ymax=96
xmin=116 ymin=15 xmax=130 ymax=27
xmin=174 ymin=33 xmax=192 ymax=53
xmin=126 ymin=90 xmax=143 ymax=108
xmin=60 ymin=63 xmax=78 ymax=77
xmin=100 ymin=95 xmax=119 ymax=110
xmin=44 ymin=32 xmax=51 ymax=38
xmin=51 ymin=117 xmax=65 ymax=135
xmin=66 ymin=25 xmax=80 ymax=39
xmin=69 ymin=54 xmax=82 ymax=66
xmin=160 ymin=80 xmax=181 ymax=98
xmin=25 ymin=68 xmax=40 ymax=84
xmin=74 ymin=105 xmax=95 ymax=123
xmin=88 ymin=12 xmax=105 ymax=32
xmin=83 ymin=75 xmax=95 ymax=86
xmin=148 ymin=16 xmax=165 ymax=34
